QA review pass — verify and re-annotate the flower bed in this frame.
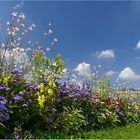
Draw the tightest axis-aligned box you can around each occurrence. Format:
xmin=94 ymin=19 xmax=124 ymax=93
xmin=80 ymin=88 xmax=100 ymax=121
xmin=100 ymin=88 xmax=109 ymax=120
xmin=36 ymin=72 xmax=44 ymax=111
xmin=0 ymin=11 xmax=140 ymax=139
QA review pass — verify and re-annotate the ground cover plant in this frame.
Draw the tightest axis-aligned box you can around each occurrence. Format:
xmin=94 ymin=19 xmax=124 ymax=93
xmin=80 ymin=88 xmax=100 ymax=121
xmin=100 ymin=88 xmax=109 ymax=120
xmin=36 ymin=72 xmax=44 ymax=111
xmin=0 ymin=10 xmax=140 ymax=139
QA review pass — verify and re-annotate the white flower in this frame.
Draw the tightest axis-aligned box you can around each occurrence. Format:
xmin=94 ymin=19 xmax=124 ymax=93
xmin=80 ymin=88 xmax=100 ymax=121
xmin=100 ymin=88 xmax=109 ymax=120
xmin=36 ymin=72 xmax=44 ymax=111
xmin=53 ymin=38 xmax=58 ymax=42
xmin=46 ymin=48 xmax=50 ymax=51
xmin=17 ymin=37 xmax=21 ymax=41
xmin=48 ymin=29 xmax=52 ymax=34
xmin=62 ymin=68 xmax=68 ymax=73
xmin=17 ymin=18 xmax=20 ymax=23
xmin=32 ymin=23 xmax=36 ymax=27
xmin=15 ymin=27 xmax=19 ymax=32
xmin=7 ymin=21 xmax=10 ymax=25
xmin=48 ymin=22 xmax=51 ymax=26
xmin=26 ymin=48 xmax=31 ymax=51
xmin=52 ymin=62 xmax=56 ymax=66
xmin=1 ymin=43 xmax=6 ymax=48
xmin=28 ymin=26 xmax=33 ymax=31
xmin=12 ymin=11 xmax=17 ymax=17
xmin=44 ymin=32 xmax=47 ymax=36
xmin=20 ymin=23 xmax=25 ymax=27
xmin=19 ymin=14 xmax=25 ymax=19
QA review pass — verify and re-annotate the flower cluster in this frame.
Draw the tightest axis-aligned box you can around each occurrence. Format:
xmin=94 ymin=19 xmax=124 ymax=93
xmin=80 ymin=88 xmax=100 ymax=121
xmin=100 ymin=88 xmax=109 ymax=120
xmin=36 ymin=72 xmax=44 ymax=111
xmin=0 ymin=10 xmax=140 ymax=139
xmin=0 ymin=96 xmax=9 ymax=122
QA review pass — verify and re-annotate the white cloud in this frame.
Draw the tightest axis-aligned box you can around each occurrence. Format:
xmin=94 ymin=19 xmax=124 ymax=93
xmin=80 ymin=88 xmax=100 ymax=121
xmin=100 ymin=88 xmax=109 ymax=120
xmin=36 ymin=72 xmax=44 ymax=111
xmin=96 ymin=49 xmax=115 ymax=59
xmin=119 ymin=67 xmax=140 ymax=81
xmin=105 ymin=70 xmax=117 ymax=77
xmin=74 ymin=62 xmax=91 ymax=77
xmin=136 ymin=40 xmax=140 ymax=49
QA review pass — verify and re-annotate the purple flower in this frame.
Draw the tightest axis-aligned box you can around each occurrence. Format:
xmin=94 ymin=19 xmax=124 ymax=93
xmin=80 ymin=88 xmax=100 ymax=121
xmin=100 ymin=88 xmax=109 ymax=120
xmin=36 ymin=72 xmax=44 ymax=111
xmin=0 ymin=112 xmax=10 ymax=121
xmin=51 ymin=108 xmax=57 ymax=113
xmin=0 ymin=96 xmax=5 ymax=100
xmin=11 ymin=79 xmax=17 ymax=83
xmin=12 ymin=68 xmax=23 ymax=76
xmin=5 ymin=87 xmax=11 ymax=91
xmin=30 ymin=85 xmax=39 ymax=91
xmin=19 ymin=91 xmax=24 ymax=96
xmin=0 ymin=105 xmax=8 ymax=111
xmin=0 ymin=99 xmax=7 ymax=105
xmin=0 ymin=84 xmax=6 ymax=90
xmin=13 ymin=95 xmax=23 ymax=100
xmin=14 ymin=129 xmax=20 ymax=140
xmin=22 ymin=104 xmax=28 ymax=107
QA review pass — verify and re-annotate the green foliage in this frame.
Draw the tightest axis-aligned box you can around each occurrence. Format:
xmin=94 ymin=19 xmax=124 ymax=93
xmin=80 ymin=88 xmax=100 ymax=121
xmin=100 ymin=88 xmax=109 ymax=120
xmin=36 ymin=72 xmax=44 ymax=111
xmin=57 ymin=106 xmax=86 ymax=132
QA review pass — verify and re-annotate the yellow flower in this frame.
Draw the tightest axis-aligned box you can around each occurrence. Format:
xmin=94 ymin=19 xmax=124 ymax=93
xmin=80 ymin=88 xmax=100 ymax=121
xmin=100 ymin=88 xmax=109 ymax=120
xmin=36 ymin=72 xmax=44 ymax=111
xmin=39 ymin=83 xmax=44 ymax=93
xmin=48 ymin=88 xmax=54 ymax=96
xmin=37 ymin=95 xmax=45 ymax=108
xmin=52 ymin=83 xmax=56 ymax=89
xmin=3 ymin=76 xmax=11 ymax=86
xmin=48 ymin=81 xmax=53 ymax=87
xmin=56 ymin=53 xmax=61 ymax=58
xmin=47 ymin=76 xmax=51 ymax=82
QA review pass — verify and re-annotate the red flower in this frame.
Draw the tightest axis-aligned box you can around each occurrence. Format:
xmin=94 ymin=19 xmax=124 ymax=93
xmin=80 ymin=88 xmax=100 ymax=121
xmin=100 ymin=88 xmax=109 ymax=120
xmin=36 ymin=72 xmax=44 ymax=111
xmin=104 ymin=97 xmax=113 ymax=105
xmin=115 ymin=99 xmax=124 ymax=108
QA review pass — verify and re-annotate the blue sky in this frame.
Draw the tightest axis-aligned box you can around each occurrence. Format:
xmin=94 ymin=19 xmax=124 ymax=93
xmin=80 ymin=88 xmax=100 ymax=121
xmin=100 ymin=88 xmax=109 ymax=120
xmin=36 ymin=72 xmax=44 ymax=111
xmin=0 ymin=1 xmax=140 ymax=87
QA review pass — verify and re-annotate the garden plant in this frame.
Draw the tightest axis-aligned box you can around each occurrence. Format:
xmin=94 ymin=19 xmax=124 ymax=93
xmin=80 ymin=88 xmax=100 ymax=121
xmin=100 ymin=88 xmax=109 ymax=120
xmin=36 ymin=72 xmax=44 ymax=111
xmin=0 ymin=10 xmax=140 ymax=139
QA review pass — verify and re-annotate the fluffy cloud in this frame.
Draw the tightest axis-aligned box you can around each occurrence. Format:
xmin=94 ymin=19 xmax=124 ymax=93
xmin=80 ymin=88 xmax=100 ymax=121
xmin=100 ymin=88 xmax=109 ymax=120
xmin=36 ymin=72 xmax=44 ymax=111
xmin=119 ymin=67 xmax=140 ymax=81
xmin=105 ymin=70 xmax=117 ymax=77
xmin=74 ymin=62 xmax=91 ymax=77
xmin=136 ymin=40 xmax=140 ymax=49
xmin=96 ymin=49 xmax=115 ymax=59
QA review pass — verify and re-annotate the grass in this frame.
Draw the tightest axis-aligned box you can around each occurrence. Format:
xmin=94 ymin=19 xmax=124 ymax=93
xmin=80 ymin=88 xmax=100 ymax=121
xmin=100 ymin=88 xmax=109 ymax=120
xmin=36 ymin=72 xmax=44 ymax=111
xmin=32 ymin=123 xmax=140 ymax=139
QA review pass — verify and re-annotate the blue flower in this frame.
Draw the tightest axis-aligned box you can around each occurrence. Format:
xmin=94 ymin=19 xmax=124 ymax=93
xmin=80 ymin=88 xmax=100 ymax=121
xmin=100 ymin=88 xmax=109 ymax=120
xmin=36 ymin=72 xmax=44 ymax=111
xmin=12 ymin=68 xmax=23 ymax=76
xmin=0 ymin=105 xmax=8 ymax=111
xmin=0 ymin=84 xmax=6 ymax=90
xmin=19 ymin=91 xmax=24 ymax=96
xmin=51 ymin=108 xmax=57 ymax=113
xmin=30 ymin=85 xmax=39 ymax=91
xmin=0 ymin=99 xmax=7 ymax=105
xmin=5 ymin=87 xmax=11 ymax=91
xmin=13 ymin=95 xmax=23 ymax=100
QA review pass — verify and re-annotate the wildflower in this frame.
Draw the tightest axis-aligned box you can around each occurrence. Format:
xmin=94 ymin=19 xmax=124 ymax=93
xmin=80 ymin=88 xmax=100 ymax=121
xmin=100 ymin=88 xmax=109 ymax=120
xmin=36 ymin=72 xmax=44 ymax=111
xmin=12 ymin=68 xmax=23 ymax=76
xmin=13 ymin=95 xmax=23 ymax=101
xmin=20 ymin=23 xmax=25 ymax=27
xmin=28 ymin=26 xmax=33 ymax=31
xmin=19 ymin=13 xmax=25 ymax=19
xmin=7 ymin=21 xmax=10 ymax=25
xmin=29 ymin=85 xmax=39 ymax=91
xmin=46 ymin=48 xmax=50 ymax=51
xmin=48 ymin=88 xmax=53 ymax=96
xmin=12 ymin=11 xmax=17 ymax=17
xmin=51 ymin=108 xmax=57 ymax=113
xmin=14 ymin=127 xmax=20 ymax=140
xmin=22 ymin=104 xmax=28 ymax=107
xmin=0 ymin=99 xmax=7 ymax=105
xmin=37 ymin=95 xmax=45 ymax=107
xmin=53 ymin=38 xmax=58 ymax=42
xmin=32 ymin=23 xmax=36 ymax=27
xmin=0 ymin=84 xmax=6 ymax=90
xmin=19 ymin=91 xmax=24 ymax=96
xmin=44 ymin=32 xmax=47 ymax=36
xmin=52 ymin=62 xmax=56 ymax=66
xmin=48 ymin=29 xmax=52 ymax=34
